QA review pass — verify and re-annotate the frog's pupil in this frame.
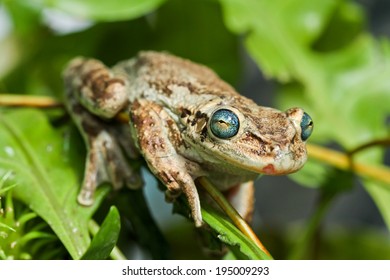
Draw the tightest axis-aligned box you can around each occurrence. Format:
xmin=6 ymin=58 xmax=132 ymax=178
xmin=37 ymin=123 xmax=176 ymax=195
xmin=300 ymin=112 xmax=313 ymax=141
xmin=210 ymin=109 xmax=239 ymax=139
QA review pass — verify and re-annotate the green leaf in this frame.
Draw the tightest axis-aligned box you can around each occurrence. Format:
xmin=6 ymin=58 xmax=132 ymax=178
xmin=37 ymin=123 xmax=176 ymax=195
xmin=0 ymin=109 xmax=108 ymax=259
xmin=81 ymin=206 xmax=121 ymax=260
xmin=201 ymin=205 xmax=272 ymax=260
xmin=151 ymin=0 xmax=240 ymax=84
xmin=4 ymin=0 xmax=42 ymax=36
xmin=219 ymin=0 xmax=338 ymax=81
xmin=116 ymin=188 xmax=170 ymax=259
xmin=29 ymin=0 xmax=166 ymax=21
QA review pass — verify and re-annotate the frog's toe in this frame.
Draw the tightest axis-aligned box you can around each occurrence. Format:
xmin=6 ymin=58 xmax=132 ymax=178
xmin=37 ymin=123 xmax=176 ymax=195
xmin=164 ymin=188 xmax=182 ymax=203
xmin=125 ymin=172 xmax=143 ymax=190
xmin=77 ymin=188 xmax=95 ymax=206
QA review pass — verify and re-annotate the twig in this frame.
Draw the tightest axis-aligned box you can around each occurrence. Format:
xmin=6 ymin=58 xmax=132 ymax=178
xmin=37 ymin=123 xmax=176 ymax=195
xmin=0 ymin=94 xmax=62 ymax=108
xmin=348 ymin=138 xmax=390 ymax=155
xmin=307 ymin=143 xmax=390 ymax=185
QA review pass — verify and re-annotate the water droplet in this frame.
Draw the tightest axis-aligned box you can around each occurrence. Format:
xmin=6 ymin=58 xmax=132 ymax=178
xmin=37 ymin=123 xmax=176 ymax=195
xmin=10 ymin=241 xmax=17 ymax=249
xmin=4 ymin=146 xmax=14 ymax=157
xmin=46 ymin=144 xmax=53 ymax=153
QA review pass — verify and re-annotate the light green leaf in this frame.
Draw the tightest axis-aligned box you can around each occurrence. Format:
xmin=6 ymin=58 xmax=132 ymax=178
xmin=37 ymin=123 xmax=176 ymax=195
xmin=219 ymin=0 xmax=338 ymax=81
xmin=0 ymin=109 xmax=108 ymax=259
xmin=29 ymin=0 xmax=166 ymax=21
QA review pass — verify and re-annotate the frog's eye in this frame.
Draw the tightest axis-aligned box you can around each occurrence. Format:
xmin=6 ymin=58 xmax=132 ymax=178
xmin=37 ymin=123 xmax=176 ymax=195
xmin=210 ymin=109 xmax=240 ymax=139
xmin=300 ymin=112 xmax=313 ymax=141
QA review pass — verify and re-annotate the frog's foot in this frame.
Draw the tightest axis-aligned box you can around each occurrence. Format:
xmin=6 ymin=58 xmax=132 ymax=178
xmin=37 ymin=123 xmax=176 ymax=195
xmin=65 ymin=94 xmax=143 ymax=207
xmin=78 ymin=127 xmax=143 ymax=206
xmin=78 ymin=129 xmax=143 ymax=206
xmin=157 ymin=169 xmax=203 ymax=227
xmin=164 ymin=185 xmax=182 ymax=203
xmin=224 ymin=181 xmax=255 ymax=222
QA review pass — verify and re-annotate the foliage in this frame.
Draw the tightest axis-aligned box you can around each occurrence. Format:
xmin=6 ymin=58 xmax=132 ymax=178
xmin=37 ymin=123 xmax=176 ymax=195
xmin=0 ymin=173 xmax=64 ymax=259
xmin=0 ymin=0 xmax=389 ymax=259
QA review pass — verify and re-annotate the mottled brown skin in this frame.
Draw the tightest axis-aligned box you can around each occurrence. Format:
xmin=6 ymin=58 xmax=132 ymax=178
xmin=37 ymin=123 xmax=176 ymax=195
xmin=63 ymin=51 xmax=310 ymax=227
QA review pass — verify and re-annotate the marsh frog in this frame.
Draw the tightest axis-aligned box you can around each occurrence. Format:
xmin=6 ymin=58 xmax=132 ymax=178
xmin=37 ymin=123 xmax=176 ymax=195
xmin=63 ymin=51 xmax=313 ymax=227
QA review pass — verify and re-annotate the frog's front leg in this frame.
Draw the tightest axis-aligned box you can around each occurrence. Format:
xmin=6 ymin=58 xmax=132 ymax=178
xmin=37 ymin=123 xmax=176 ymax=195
xmin=130 ymin=99 xmax=203 ymax=227
xmin=63 ymin=58 xmax=142 ymax=205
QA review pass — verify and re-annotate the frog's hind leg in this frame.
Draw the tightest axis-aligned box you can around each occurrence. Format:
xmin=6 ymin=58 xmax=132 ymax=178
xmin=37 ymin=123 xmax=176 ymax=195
xmin=224 ymin=181 xmax=255 ymax=223
xmin=75 ymin=117 xmax=142 ymax=206
xmin=63 ymin=57 xmax=129 ymax=118
xmin=63 ymin=58 xmax=142 ymax=206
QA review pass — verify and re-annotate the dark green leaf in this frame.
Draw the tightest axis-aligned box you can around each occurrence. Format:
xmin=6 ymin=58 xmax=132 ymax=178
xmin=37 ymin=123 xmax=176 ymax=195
xmin=81 ymin=206 xmax=121 ymax=260
xmin=4 ymin=0 xmax=42 ymax=36
xmin=289 ymin=168 xmax=354 ymax=259
xmin=201 ymin=205 xmax=272 ymax=260
xmin=152 ymin=0 xmax=240 ymax=84
xmin=116 ymin=188 xmax=170 ymax=259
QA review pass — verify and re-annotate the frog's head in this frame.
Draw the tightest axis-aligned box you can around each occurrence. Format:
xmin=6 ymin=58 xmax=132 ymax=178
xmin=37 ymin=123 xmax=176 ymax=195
xmin=183 ymin=97 xmax=313 ymax=176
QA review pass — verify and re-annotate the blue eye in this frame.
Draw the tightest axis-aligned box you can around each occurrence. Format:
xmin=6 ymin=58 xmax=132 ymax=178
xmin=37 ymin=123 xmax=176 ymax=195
xmin=210 ymin=109 xmax=240 ymax=139
xmin=300 ymin=112 xmax=313 ymax=141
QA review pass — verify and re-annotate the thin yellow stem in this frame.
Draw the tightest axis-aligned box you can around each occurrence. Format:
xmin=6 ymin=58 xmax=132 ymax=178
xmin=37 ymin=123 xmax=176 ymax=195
xmin=307 ymin=143 xmax=390 ymax=185
xmin=348 ymin=138 xmax=390 ymax=155
xmin=0 ymin=94 xmax=62 ymax=108
xmin=197 ymin=177 xmax=271 ymax=257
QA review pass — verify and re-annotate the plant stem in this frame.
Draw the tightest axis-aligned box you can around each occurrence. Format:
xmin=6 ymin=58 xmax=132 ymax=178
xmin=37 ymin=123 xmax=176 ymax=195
xmin=307 ymin=143 xmax=390 ymax=186
xmin=197 ymin=177 xmax=271 ymax=257
xmin=0 ymin=94 xmax=62 ymax=108
xmin=348 ymin=138 xmax=390 ymax=155
xmin=288 ymin=191 xmax=332 ymax=259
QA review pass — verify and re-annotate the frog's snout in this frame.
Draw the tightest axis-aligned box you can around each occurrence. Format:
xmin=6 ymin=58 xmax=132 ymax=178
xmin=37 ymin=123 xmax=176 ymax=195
xmin=285 ymin=107 xmax=314 ymax=142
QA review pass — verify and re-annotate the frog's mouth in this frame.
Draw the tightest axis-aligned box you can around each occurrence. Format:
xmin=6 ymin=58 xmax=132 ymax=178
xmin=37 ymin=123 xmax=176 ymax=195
xmin=261 ymin=164 xmax=277 ymax=175
xmin=215 ymin=148 xmax=307 ymax=176
xmin=251 ymin=158 xmax=306 ymax=175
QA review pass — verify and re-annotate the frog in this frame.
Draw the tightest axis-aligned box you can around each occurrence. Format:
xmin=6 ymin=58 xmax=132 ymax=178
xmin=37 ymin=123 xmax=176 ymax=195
xmin=63 ymin=51 xmax=313 ymax=227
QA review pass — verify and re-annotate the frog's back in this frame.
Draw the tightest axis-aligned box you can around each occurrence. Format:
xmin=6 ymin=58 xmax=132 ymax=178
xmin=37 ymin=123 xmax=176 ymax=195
xmin=114 ymin=51 xmax=237 ymax=100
